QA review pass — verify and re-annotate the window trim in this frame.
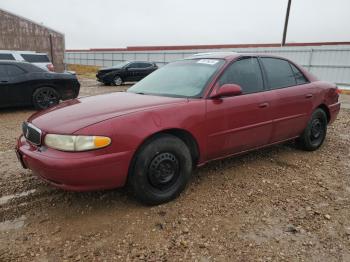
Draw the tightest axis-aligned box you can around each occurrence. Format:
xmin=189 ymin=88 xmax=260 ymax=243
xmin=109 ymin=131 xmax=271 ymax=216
xmin=258 ymin=56 xmax=310 ymax=90
xmin=211 ymin=56 xmax=267 ymax=97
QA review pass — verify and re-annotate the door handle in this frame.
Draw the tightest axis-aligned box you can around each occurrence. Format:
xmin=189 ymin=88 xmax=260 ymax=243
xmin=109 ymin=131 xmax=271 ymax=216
xmin=0 ymin=80 xmax=8 ymax=83
xmin=305 ymin=94 xmax=313 ymax=99
xmin=258 ymin=102 xmax=269 ymax=108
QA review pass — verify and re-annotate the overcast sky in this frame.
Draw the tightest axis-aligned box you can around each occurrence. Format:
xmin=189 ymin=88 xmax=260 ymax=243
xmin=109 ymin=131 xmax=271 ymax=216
xmin=1 ymin=0 xmax=350 ymax=49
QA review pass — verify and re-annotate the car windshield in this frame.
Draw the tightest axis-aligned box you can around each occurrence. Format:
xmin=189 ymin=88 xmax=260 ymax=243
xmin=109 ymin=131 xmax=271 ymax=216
xmin=127 ymin=59 xmax=224 ymax=98
xmin=111 ymin=61 xmax=130 ymax=69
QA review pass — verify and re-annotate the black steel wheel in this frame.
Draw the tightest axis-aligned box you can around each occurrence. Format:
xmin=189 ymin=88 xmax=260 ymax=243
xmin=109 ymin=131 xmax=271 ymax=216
xmin=296 ymin=108 xmax=327 ymax=151
xmin=32 ymin=87 xmax=60 ymax=110
xmin=129 ymin=134 xmax=192 ymax=205
xmin=148 ymin=152 xmax=180 ymax=190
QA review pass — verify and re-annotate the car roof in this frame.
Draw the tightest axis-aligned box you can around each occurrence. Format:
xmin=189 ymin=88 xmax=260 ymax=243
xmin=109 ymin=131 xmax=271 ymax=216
xmin=186 ymin=52 xmax=289 ymax=61
xmin=129 ymin=61 xmax=155 ymax=63
xmin=0 ymin=60 xmax=30 ymax=65
xmin=0 ymin=50 xmax=47 ymax=55
xmin=186 ymin=52 xmax=239 ymax=59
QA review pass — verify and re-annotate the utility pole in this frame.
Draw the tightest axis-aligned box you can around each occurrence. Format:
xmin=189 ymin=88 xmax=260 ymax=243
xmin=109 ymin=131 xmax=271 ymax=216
xmin=282 ymin=0 xmax=292 ymax=46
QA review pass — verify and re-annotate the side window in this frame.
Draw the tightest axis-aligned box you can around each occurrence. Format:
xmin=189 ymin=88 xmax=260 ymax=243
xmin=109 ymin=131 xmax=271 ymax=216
xmin=219 ymin=57 xmax=264 ymax=94
xmin=0 ymin=54 xmax=15 ymax=60
xmin=21 ymin=54 xmax=50 ymax=63
xmin=5 ymin=65 xmax=26 ymax=76
xmin=290 ymin=63 xmax=308 ymax=85
xmin=139 ymin=63 xmax=152 ymax=68
xmin=261 ymin=58 xmax=296 ymax=89
xmin=128 ymin=63 xmax=138 ymax=69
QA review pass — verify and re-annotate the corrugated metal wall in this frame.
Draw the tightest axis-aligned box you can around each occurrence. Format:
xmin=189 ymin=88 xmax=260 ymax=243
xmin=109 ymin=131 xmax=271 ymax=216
xmin=0 ymin=8 xmax=65 ymax=72
xmin=65 ymin=45 xmax=350 ymax=87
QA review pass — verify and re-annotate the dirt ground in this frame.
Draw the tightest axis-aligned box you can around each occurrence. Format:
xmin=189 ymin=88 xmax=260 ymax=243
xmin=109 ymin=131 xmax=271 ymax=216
xmin=0 ymin=78 xmax=349 ymax=261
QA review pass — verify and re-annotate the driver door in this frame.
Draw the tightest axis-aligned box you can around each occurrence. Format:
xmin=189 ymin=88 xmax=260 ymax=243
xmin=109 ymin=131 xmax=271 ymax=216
xmin=0 ymin=64 xmax=27 ymax=107
xmin=205 ymin=57 xmax=273 ymax=160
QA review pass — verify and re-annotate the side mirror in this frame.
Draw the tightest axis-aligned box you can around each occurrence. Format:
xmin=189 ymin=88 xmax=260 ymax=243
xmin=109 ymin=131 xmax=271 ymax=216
xmin=210 ymin=84 xmax=242 ymax=99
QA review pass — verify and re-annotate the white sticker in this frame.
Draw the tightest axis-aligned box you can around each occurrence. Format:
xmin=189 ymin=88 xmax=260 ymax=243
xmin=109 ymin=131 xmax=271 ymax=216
xmin=197 ymin=59 xmax=219 ymax=65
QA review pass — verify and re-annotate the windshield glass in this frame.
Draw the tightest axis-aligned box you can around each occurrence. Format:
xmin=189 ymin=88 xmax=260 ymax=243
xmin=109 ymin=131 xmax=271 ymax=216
xmin=111 ymin=61 xmax=130 ymax=69
xmin=127 ymin=59 xmax=224 ymax=98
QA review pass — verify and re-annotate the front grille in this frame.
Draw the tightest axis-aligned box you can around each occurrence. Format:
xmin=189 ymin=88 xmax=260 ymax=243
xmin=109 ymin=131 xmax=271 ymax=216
xmin=22 ymin=122 xmax=42 ymax=145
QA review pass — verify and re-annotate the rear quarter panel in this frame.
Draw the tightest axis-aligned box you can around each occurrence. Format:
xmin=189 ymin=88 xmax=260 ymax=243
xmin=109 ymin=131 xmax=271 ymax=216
xmin=311 ymin=80 xmax=338 ymax=108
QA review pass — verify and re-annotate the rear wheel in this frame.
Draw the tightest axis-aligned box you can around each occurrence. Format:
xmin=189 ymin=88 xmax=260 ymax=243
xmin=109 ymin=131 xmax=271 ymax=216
xmin=129 ymin=134 xmax=192 ymax=205
xmin=296 ymin=108 xmax=327 ymax=151
xmin=32 ymin=87 xmax=60 ymax=110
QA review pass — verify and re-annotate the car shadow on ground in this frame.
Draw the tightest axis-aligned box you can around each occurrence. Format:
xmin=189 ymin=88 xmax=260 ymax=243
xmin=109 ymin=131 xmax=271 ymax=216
xmin=0 ymin=106 xmax=36 ymax=114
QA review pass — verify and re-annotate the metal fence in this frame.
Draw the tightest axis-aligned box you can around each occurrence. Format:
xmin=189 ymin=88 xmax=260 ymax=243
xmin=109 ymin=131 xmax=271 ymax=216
xmin=65 ymin=45 xmax=350 ymax=87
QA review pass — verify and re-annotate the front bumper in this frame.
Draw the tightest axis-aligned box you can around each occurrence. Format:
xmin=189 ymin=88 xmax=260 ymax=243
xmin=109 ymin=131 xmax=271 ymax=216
xmin=328 ymin=102 xmax=341 ymax=124
xmin=16 ymin=135 xmax=132 ymax=191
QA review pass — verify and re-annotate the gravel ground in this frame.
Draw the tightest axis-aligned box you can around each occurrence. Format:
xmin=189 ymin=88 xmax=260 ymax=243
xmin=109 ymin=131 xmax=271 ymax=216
xmin=0 ymin=78 xmax=349 ymax=261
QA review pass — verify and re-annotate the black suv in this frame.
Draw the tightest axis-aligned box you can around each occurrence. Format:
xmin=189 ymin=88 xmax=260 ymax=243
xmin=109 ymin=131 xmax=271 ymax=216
xmin=96 ymin=61 xmax=158 ymax=86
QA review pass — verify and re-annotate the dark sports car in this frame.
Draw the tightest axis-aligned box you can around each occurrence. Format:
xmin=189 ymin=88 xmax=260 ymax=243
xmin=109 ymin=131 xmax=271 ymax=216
xmin=96 ymin=61 xmax=158 ymax=86
xmin=0 ymin=61 xmax=80 ymax=110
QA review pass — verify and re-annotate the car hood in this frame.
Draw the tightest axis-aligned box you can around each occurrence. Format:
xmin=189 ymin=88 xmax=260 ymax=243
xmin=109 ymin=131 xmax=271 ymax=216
xmin=28 ymin=92 xmax=187 ymax=134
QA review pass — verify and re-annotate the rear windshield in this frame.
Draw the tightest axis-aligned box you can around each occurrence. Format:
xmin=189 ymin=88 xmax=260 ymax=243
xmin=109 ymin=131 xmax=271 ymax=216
xmin=21 ymin=54 xmax=50 ymax=63
xmin=0 ymin=53 xmax=15 ymax=60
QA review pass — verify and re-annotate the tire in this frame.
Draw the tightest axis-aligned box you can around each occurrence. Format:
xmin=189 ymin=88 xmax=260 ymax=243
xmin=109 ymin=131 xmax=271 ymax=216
xmin=129 ymin=134 xmax=192 ymax=205
xmin=296 ymin=108 xmax=327 ymax=151
xmin=32 ymin=87 xmax=60 ymax=110
xmin=112 ymin=75 xmax=123 ymax=86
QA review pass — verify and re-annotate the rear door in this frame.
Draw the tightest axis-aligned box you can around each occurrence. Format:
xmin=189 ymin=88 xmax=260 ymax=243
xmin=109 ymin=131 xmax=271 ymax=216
xmin=260 ymin=57 xmax=314 ymax=142
xmin=206 ymin=57 xmax=273 ymax=159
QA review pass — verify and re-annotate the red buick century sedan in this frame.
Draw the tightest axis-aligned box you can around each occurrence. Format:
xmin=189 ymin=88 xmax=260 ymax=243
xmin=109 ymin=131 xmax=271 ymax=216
xmin=16 ymin=52 xmax=340 ymax=204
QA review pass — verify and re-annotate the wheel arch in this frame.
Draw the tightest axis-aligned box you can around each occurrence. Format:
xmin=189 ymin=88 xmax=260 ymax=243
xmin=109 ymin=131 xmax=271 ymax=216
xmin=127 ymin=128 xmax=200 ymax=180
xmin=316 ymin=104 xmax=331 ymax=123
xmin=32 ymin=84 xmax=61 ymax=99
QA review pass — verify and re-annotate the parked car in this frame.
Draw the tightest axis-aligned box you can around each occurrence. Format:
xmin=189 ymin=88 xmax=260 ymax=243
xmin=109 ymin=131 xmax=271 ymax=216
xmin=16 ymin=52 xmax=340 ymax=205
xmin=0 ymin=50 xmax=55 ymax=72
xmin=96 ymin=61 xmax=158 ymax=85
xmin=0 ymin=61 xmax=80 ymax=109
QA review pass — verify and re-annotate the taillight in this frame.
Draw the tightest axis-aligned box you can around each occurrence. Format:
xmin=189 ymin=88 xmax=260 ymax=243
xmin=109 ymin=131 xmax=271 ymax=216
xmin=47 ymin=64 xmax=55 ymax=72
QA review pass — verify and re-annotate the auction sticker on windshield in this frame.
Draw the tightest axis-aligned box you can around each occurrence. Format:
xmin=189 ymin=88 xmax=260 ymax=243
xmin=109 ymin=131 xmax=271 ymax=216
xmin=197 ymin=59 xmax=219 ymax=65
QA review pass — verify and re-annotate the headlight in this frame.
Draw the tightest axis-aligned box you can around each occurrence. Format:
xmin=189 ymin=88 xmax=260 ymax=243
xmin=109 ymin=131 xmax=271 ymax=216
xmin=44 ymin=134 xmax=111 ymax=151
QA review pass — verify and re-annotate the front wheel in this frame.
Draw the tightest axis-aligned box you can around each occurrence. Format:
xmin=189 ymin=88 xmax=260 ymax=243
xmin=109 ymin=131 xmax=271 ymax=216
xmin=129 ymin=134 xmax=192 ymax=205
xmin=32 ymin=87 xmax=60 ymax=110
xmin=296 ymin=108 xmax=327 ymax=151
xmin=112 ymin=75 xmax=123 ymax=86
